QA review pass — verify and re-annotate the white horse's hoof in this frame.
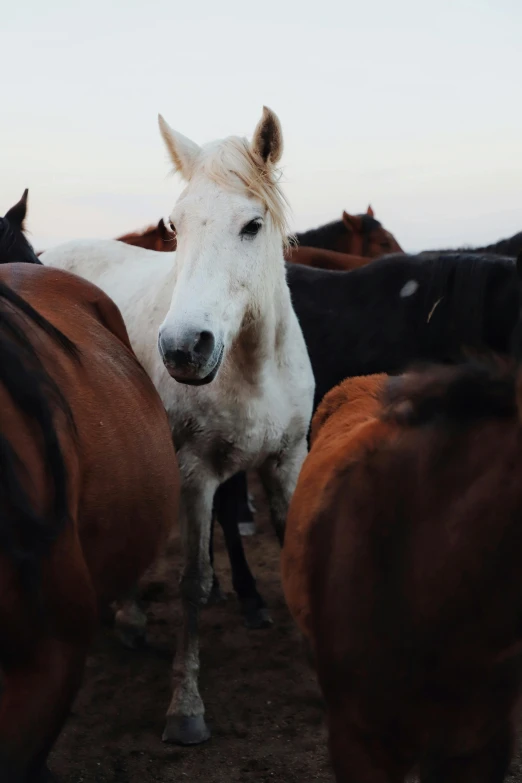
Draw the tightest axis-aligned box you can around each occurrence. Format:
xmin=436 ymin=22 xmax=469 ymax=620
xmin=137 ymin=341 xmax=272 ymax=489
xmin=162 ymin=714 xmax=211 ymax=745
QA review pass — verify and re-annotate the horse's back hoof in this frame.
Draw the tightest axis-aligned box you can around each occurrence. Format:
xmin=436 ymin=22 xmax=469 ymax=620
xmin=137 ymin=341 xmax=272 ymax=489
xmin=244 ymin=606 xmax=273 ymax=630
xmin=238 ymin=521 xmax=256 ymax=537
xmin=162 ymin=714 xmax=211 ymax=745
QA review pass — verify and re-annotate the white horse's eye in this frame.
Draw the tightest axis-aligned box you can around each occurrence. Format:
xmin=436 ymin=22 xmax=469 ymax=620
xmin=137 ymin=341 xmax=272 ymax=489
xmin=168 ymin=221 xmax=176 ymax=234
xmin=240 ymin=219 xmax=262 ymax=239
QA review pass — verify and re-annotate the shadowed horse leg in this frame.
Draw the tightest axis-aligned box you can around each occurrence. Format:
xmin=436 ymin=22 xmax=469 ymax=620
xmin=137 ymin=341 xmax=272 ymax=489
xmin=114 ymin=586 xmax=148 ymax=649
xmin=0 ymin=638 xmax=89 ymax=783
xmin=235 ymin=471 xmax=256 ymax=537
xmin=259 ymin=440 xmax=308 ymax=546
xmin=213 ymin=473 xmax=272 ymax=629
xmin=163 ymin=478 xmax=216 ymax=746
xmin=207 ymin=514 xmax=227 ymax=606
xmin=419 ymin=723 xmax=513 ymax=783
xmin=327 ymin=713 xmax=411 ymax=783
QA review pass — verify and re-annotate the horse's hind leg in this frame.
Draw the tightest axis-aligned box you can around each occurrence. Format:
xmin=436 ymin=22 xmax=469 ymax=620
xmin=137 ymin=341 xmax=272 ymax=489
xmin=420 ymin=722 xmax=513 ymax=783
xmin=0 ymin=537 xmax=96 ymax=780
xmin=214 ymin=474 xmax=272 ymax=629
xmin=114 ymin=586 xmax=148 ymax=649
xmin=328 ymin=712 xmax=410 ymax=783
xmin=0 ymin=636 xmax=89 ymax=782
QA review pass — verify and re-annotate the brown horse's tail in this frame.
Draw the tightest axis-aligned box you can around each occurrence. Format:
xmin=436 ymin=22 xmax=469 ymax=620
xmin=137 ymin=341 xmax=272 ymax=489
xmin=0 ymin=280 xmax=78 ymax=589
xmin=0 ymin=280 xmax=88 ymax=778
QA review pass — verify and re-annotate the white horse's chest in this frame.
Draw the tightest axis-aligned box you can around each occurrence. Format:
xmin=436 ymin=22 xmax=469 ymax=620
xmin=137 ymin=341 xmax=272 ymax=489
xmin=164 ymin=356 xmax=310 ymax=477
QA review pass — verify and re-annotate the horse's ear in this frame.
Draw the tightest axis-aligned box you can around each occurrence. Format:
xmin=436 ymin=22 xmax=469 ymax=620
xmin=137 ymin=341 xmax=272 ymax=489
xmin=251 ymin=106 xmax=283 ymax=166
xmin=342 ymin=211 xmax=362 ymax=233
xmin=367 ymin=204 xmax=375 ymax=218
xmin=158 ymin=218 xmax=174 ymax=240
xmin=4 ymin=189 xmax=29 ymax=228
xmin=158 ymin=115 xmax=201 ymax=180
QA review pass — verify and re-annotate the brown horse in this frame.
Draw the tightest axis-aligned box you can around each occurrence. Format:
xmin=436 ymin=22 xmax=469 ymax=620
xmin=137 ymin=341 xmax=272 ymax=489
xmin=294 ymin=205 xmax=403 ymax=257
xmin=117 ymin=218 xmax=177 ymax=252
xmin=285 ymin=245 xmax=374 ymax=271
xmin=283 ymin=316 xmax=522 ymax=783
xmin=0 ymin=263 xmax=179 ymax=782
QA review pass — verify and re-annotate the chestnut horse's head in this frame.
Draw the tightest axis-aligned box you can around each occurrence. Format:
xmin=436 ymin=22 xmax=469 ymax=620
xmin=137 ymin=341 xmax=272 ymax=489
xmin=117 ymin=219 xmax=177 ymax=252
xmin=341 ymin=205 xmax=403 ymax=258
xmin=0 ymin=190 xmax=41 ymax=265
xmin=295 ymin=205 xmax=403 ymax=258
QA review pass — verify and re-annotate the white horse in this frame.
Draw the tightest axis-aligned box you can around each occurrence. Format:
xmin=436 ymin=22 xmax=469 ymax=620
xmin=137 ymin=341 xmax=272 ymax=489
xmin=41 ymin=107 xmax=315 ymax=745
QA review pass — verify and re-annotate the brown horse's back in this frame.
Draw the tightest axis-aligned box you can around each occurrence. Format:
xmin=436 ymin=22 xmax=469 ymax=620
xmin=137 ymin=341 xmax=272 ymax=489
xmin=284 ymin=369 xmax=522 ymax=780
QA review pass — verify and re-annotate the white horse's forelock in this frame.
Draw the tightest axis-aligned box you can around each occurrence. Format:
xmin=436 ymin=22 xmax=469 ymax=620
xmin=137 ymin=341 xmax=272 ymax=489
xmin=173 ymin=135 xmax=293 ymax=248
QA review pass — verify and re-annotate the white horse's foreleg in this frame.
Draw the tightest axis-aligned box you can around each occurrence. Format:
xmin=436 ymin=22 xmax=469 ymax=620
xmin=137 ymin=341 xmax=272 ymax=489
xmin=259 ymin=437 xmax=308 ymax=545
xmin=163 ymin=477 xmax=216 ymax=745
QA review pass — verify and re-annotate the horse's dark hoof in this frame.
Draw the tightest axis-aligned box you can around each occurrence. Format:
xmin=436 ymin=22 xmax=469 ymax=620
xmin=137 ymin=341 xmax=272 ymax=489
xmin=162 ymin=714 xmax=211 ymax=745
xmin=238 ymin=521 xmax=256 ymax=537
xmin=243 ymin=606 xmax=273 ymax=630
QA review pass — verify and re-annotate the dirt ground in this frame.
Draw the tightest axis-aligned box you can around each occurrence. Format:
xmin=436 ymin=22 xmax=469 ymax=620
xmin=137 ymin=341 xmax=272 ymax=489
xmin=49 ymin=474 xmax=522 ymax=783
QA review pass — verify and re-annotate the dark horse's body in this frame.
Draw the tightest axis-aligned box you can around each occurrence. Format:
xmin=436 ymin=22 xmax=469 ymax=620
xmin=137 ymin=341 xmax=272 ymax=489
xmin=430 ymin=230 xmax=522 ymax=259
xmin=213 ymin=251 xmax=519 ymax=627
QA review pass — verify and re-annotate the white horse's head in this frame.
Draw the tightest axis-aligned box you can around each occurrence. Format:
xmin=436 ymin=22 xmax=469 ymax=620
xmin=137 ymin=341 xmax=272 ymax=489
xmin=157 ymin=107 xmax=289 ymax=385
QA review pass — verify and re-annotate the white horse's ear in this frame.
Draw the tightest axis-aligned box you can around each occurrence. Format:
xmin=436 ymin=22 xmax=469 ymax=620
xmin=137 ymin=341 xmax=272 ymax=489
xmin=251 ymin=106 xmax=283 ymax=166
xmin=158 ymin=114 xmax=202 ymax=180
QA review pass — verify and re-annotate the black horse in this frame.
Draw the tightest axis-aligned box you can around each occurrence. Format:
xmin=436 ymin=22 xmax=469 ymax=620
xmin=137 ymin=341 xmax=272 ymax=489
xmin=212 ymin=251 xmax=519 ymax=628
xmin=0 ymin=190 xmax=42 ymax=266
xmin=429 ymin=230 xmax=522 ymax=259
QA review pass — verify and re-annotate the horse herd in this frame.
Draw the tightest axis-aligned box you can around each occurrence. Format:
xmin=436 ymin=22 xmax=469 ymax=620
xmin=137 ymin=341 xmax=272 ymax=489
xmin=1 ymin=107 xmax=522 ymax=782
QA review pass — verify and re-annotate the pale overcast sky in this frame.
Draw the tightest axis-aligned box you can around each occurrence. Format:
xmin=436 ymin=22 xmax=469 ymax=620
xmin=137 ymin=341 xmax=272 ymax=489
xmin=1 ymin=0 xmax=521 ymax=252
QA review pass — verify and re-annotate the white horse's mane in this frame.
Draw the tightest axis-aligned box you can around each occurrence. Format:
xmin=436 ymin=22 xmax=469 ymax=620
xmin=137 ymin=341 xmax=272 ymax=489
xmin=174 ymin=135 xmax=292 ymax=247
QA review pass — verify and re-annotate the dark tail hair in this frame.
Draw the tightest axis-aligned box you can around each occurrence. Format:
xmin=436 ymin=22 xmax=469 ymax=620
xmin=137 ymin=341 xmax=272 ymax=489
xmin=0 ymin=281 xmax=79 ymax=590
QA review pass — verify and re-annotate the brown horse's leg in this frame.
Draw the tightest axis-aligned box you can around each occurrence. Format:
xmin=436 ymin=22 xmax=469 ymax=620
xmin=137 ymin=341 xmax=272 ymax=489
xmin=0 ymin=530 xmax=96 ymax=780
xmin=328 ymin=713 xmax=410 ymax=783
xmin=0 ymin=637 xmax=88 ymax=782
xmin=419 ymin=723 xmax=513 ymax=783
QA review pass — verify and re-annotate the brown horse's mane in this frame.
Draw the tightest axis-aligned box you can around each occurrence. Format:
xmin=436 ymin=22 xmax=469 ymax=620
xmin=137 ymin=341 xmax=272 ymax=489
xmin=383 ymin=359 xmax=517 ymax=428
xmin=294 ymin=213 xmax=380 ymax=249
xmin=0 ymin=282 xmax=79 ymax=589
